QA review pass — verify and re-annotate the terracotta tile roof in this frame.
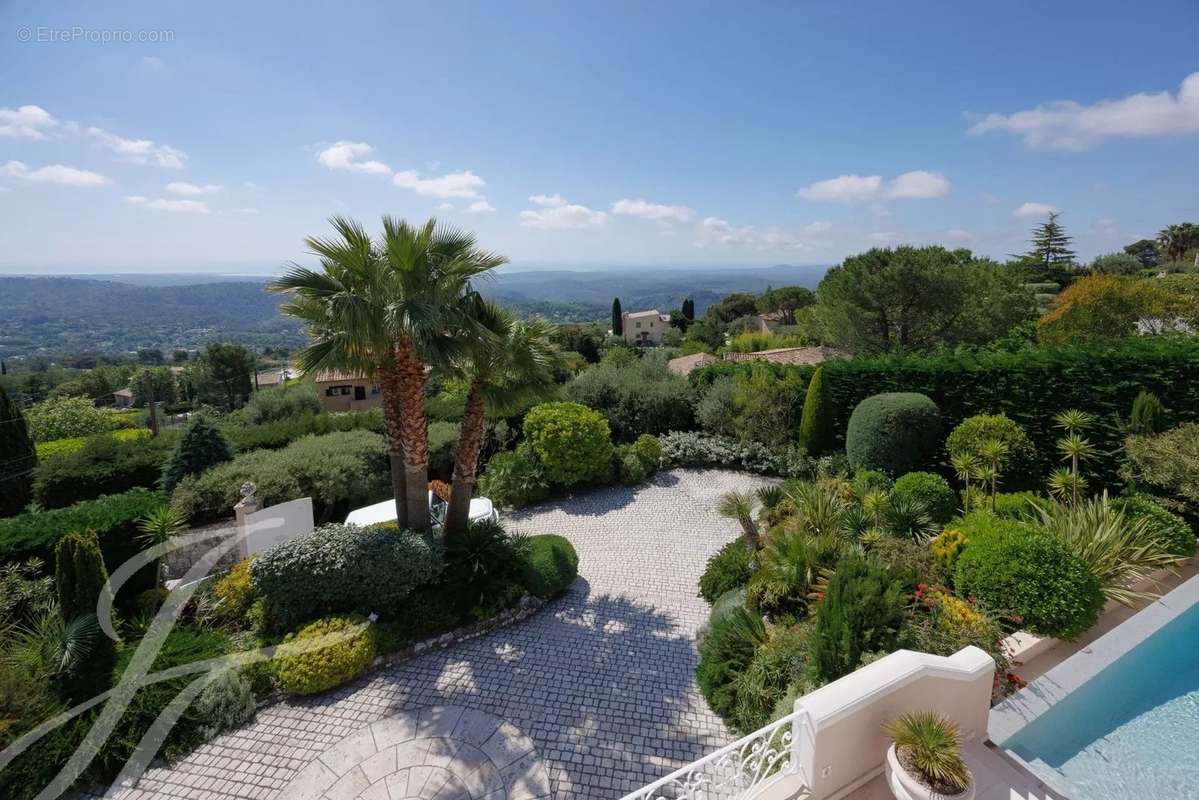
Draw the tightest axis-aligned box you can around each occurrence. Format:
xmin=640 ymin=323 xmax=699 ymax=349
xmin=723 ymin=346 xmax=850 ymax=366
xmin=666 ymin=352 xmax=719 ymax=375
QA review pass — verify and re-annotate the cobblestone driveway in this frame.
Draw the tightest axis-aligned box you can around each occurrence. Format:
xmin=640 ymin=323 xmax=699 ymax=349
xmin=120 ymin=469 xmax=773 ymax=800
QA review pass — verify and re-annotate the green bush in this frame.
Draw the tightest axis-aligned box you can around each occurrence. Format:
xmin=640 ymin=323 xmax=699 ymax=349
xmin=946 ymin=414 xmax=1039 ymax=489
xmin=892 ymin=472 xmax=957 ymax=524
xmin=23 ymin=396 xmax=122 ymax=443
xmin=710 ymin=587 xmax=750 ymax=626
xmin=170 ymin=430 xmax=390 ymax=523
xmin=477 ymin=444 xmax=550 ymax=509
xmin=846 ymin=393 xmax=942 ymax=476
xmin=222 ymin=409 xmax=384 ymax=452
xmin=1113 ymin=494 xmax=1195 ymax=558
xmin=810 ymin=555 xmax=907 ymax=682
xmin=798 ymin=365 xmax=836 ymax=455
xmin=272 ymin=614 xmax=377 ymax=695
xmin=698 ymin=541 xmax=756 ymax=603
xmin=954 ymin=512 xmax=1103 ymax=639
xmin=564 ymin=355 xmax=696 ymax=441
xmin=0 ymin=384 xmax=35 ymax=517
xmin=989 ymin=491 xmax=1051 ymax=519
xmin=0 ymin=488 xmax=164 ymax=600
xmin=659 ymin=431 xmax=836 ymax=478
xmin=193 ymin=668 xmax=256 ymax=740
xmin=631 ymin=434 xmax=662 ymax=472
xmin=1122 ymin=424 xmax=1199 ymax=516
xmin=694 ymin=338 xmax=1199 ymax=488
xmin=54 ymin=529 xmax=116 ymax=701
xmin=696 ymin=377 xmax=739 ymax=438
xmin=376 ymin=586 xmax=461 ymax=652
xmin=523 ymin=402 xmax=614 ymax=487
xmin=34 ymin=427 xmax=151 ymax=461
xmin=443 ymin=519 xmax=527 ymax=617
xmin=250 ymin=522 xmax=442 ymax=630
xmin=161 ymin=415 xmax=233 ymax=492
xmin=869 ymin=535 xmax=947 ymax=589
xmin=747 ymin=529 xmax=844 ymax=615
xmin=1129 ymin=390 xmax=1167 ymax=434
xmin=695 ymin=607 xmax=768 ymax=731
xmin=727 ymin=625 xmax=811 ymax=733
xmin=232 ymin=382 xmax=321 ymax=425
xmin=733 ymin=365 xmax=805 ymax=448
xmin=616 ymin=447 xmax=648 ymax=484
xmin=33 ymin=431 xmax=177 ymax=509
xmin=520 ymin=534 xmax=579 ymax=598
xmin=211 ymin=558 xmax=258 ymax=625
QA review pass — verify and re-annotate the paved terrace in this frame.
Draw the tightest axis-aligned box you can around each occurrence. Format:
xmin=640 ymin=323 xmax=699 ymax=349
xmin=109 ymin=468 xmax=773 ymax=800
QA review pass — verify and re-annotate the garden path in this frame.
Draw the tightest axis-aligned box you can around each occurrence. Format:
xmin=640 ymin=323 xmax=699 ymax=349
xmin=104 ymin=468 xmax=774 ymax=800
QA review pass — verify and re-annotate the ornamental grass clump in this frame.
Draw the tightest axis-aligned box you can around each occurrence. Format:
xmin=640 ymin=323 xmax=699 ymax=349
xmin=883 ymin=711 xmax=971 ymax=796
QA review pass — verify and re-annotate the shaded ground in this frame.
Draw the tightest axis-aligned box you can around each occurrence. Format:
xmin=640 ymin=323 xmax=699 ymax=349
xmin=103 ymin=468 xmax=773 ymax=800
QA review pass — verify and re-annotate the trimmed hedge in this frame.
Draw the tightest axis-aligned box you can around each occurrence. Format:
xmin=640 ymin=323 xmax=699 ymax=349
xmin=954 ymin=512 xmax=1103 ymax=639
xmin=691 ymin=338 xmax=1199 ymax=487
xmin=892 ymin=471 xmax=957 ymax=524
xmin=520 ymin=534 xmax=579 ymax=598
xmin=0 ymin=488 xmax=164 ymax=600
xmin=273 ymin=614 xmax=377 ymax=695
xmin=34 ymin=427 xmax=151 ymax=460
xmin=846 ymin=393 xmax=942 ymax=476
xmin=33 ymin=431 xmax=177 ymax=509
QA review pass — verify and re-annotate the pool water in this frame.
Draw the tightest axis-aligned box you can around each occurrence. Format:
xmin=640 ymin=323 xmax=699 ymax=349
xmin=1002 ymin=601 xmax=1199 ymax=799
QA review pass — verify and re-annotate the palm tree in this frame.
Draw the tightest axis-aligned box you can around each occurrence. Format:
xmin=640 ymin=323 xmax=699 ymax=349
xmin=443 ymin=302 xmax=560 ymax=539
xmin=1054 ymin=409 xmax=1095 ymax=504
xmin=271 ymin=217 xmax=411 ymax=526
xmin=1157 ymin=223 xmax=1198 ymax=263
xmin=377 ymin=217 xmax=507 ymax=533
xmin=718 ymin=491 xmax=762 ymax=550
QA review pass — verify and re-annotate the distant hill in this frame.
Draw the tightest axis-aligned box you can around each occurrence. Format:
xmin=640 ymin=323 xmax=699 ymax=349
xmin=1 ymin=265 xmax=830 ymax=358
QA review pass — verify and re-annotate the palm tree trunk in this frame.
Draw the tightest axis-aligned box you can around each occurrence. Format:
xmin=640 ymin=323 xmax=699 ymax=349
xmin=444 ymin=381 xmax=487 ymax=541
xmin=395 ymin=338 xmax=430 ymax=533
xmin=377 ymin=360 xmax=408 ymax=527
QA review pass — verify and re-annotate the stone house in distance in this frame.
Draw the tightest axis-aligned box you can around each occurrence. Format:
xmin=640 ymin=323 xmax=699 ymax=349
xmin=314 ymin=371 xmax=382 ymax=412
xmin=622 ymin=309 xmax=672 ymax=346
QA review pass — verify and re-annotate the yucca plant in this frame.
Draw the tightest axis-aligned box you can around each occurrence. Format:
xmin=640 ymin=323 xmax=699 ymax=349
xmin=137 ymin=503 xmax=189 ymax=589
xmin=883 ymin=711 xmax=971 ymax=794
xmin=976 ymin=438 xmax=1008 ymax=508
xmin=718 ymin=490 xmax=762 ymax=550
xmin=1033 ymin=495 xmax=1186 ymax=605
xmin=950 ymin=453 xmax=980 ymax=513
xmin=1056 ymin=433 xmax=1095 ymax=504
xmin=1046 ymin=467 xmax=1088 ymax=504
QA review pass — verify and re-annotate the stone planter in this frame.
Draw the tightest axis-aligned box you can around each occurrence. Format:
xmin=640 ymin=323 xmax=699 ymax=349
xmin=885 ymin=743 xmax=975 ymax=800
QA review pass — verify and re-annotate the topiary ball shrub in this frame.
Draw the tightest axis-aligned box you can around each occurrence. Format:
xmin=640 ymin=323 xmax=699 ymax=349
xmin=954 ymin=512 xmax=1103 ymax=639
xmin=698 ymin=541 xmax=756 ymax=604
xmin=1112 ymin=494 xmax=1195 ymax=558
xmin=520 ymin=534 xmax=579 ymax=598
xmin=946 ymin=414 xmax=1038 ymax=489
xmin=522 ymin=401 xmax=614 ymax=487
xmin=892 ymin=471 xmax=957 ymax=524
xmin=250 ymin=523 xmax=442 ymax=631
xmin=845 ymin=393 xmax=942 ymax=476
xmin=273 ymin=614 xmax=377 ymax=696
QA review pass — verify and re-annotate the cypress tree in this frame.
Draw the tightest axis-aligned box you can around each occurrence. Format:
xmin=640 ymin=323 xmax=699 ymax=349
xmin=0 ymin=383 xmax=36 ymax=516
xmin=682 ymin=297 xmax=694 ymax=320
xmin=160 ymin=413 xmax=234 ymax=492
xmin=798 ymin=365 xmax=836 ymax=455
xmin=55 ymin=529 xmax=116 ymax=701
xmin=1129 ymin=390 xmax=1166 ymax=434
xmin=612 ymin=297 xmax=623 ymax=335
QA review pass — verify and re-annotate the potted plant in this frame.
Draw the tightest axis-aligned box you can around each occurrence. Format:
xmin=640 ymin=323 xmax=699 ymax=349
xmin=882 ymin=711 xmax=974 ymax=800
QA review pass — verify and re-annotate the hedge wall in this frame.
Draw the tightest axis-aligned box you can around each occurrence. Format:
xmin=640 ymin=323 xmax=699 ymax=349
xmin=0 ymin=488 xmax=165 ymax=600
xmin=690 ymin=339 xmax=1199 ymax=487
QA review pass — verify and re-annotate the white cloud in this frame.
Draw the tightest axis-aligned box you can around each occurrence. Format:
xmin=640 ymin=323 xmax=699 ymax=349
xmin=466 ymin=200 xmax=496 ymax=214
xmin=87 ymin=126 xmax=187 ymax=168
xmin=798 ymin=171 xmax=950 ymax=203
xmin=125 ymin=195 xmax=211 ymax=213
xmin=1092 ymin=217 xmax=1120 ymax=238
xmin=798 ymin=174 xmax=883 ymax=203
xmin=1013 ymin=201 xmax=1057 ymax=218
xmin=1 ymin=160 xmax=111 ymax=187
xmin=166 ymin=181 xmax=221 ymax=196
xmin=610 ymin=198 xmax=695 ymax=223
xmin=520 ymin=197 xmax=607 ymax=230
xmin=969 ymin=72 xmax=1199 ymax=150
xmin=436 ymin=202 xmax=454 ymax=211
xmin=316 ymin=141 xmax=391 ymax=175
xmin=140 ymin=56 xmax=165 ymax=70
xmin=802 ymin=221 xmax=833 ymax=234
xmin=393 ymin=169 xmax=485 ymax=200
xmin=869 ymin=231 xmax=899 ymax=244
xmin=0 ymin=105 xmax=58 ymax=139
xmin=888 ymin=170 xmax=950 ymax=199
xmin=694 ymin=216 xmax=808 ymax=251
xmin=946 ymin=229 xmax=974 ymax=243
xmin=528 ymin=193 xmax=567 ymax=207
xmin=234 ymin=207 xmax=259 ymax=214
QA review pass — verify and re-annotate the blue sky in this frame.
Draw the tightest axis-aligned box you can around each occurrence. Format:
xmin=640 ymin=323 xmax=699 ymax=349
xmin=1 ymin=0 xmax=1197 ymax=272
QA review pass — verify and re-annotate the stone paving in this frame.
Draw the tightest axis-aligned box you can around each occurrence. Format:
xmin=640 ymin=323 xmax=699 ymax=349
xmin=110 ymin=468 xmax=774 ymax=800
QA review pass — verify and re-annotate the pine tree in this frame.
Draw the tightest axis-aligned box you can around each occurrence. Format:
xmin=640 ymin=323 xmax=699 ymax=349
xmin=1025 ymin=211 xmax=1076 ymax=271
xmin=160 ymin=413 xmax=234 ymax=492
xmin=1129 ymin=391 xmax=1166 ymax=434
xmin=798 ymin=365 xmax=836 ymax=455
xmin=0 ymin=383 xmax=35 ymax=516
xmin=611 ymin=297 xmax=623 ymax=335
xmin=55 ymin=529 xmax=116 ymax=701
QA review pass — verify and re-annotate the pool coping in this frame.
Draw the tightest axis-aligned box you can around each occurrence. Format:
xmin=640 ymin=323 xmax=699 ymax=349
xmin=988 ymin=569 xmax=1199 ymax=743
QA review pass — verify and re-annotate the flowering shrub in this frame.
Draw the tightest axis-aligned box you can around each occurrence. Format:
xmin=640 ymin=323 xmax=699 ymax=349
xmin=930 ymin=528 xmax=968 ymax=575
xmin=211 ymin=558 xmax=257 ymax=625
xmin=23 ymin=396 xmax=122 ymax=443
xmin=272 ymin=615 xmax=377 ymax=695
xmin=659 ymin=430 xmax=841 ymax=478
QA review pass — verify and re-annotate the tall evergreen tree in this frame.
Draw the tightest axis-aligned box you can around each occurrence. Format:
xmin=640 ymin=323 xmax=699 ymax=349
xmin=611 ymin=297 xmax=623 ymax=335
xmin=0 ymin=383 xmax=36 ymax=516
xmin=160 ymin=413 xmax=234 ymax=492
xmin=1025 ymin=212 xmax=1076 ymax=271
xmin=682 ymin=297 xmax=694 ymax=320
xmin=55 ymin=529 xmax=116 ymax=701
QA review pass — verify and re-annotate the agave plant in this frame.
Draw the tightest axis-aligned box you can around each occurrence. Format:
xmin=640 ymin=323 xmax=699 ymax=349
xmin=883 ymin=711 xmax=971 ymax=794
xmin=1033 ymin=495 xmax=1186 ymax=605
xmin=717 ymin=490 xmax=762 ymax=549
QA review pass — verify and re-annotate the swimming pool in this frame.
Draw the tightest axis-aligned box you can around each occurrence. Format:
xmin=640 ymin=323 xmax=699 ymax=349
xmin=993 ymin=577 xmax=1199 ymax=799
